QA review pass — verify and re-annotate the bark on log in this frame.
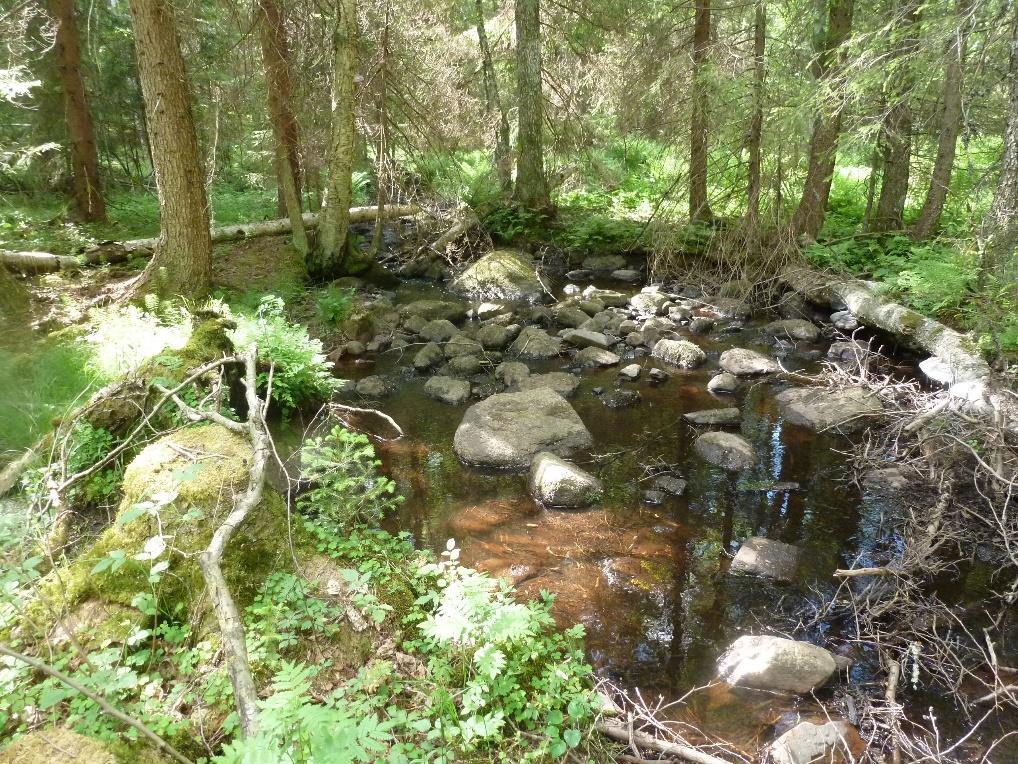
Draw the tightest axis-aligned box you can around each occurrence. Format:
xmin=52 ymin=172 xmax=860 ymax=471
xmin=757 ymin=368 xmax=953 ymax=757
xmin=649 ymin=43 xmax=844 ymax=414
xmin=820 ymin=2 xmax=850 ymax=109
xmin=595 ymin=720 xmax=734 ymax=764
xmin=1 ymin=250 xmax=81 ymax=273
xmin=782 ymin=265 xmax=990 ymax=390
xmin=0 ymin=206 xmax=421 ymax=274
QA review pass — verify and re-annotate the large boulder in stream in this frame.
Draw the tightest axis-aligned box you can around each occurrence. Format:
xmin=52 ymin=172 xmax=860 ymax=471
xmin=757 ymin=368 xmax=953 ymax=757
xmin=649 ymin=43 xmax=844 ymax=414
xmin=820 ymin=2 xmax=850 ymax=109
xmin=717 ymin=635 xmax=837 ymax=693
xmin=528 ymin=452 xmax=603 ymax=508
xmin=775 ymin=387 xmax=882 ymax=432
xmin=453 ymin=389 xmax=593 ymax=470
xmin=451 ymin=249 xmax=545 ymax=305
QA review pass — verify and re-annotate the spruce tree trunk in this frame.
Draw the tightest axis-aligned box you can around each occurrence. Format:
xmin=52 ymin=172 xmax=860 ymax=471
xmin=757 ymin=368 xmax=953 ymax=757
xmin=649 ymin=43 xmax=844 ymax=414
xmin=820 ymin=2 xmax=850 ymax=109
xmin=789 ymin=0 xmax=854 ymax=240
xmin=48 ymin=0 xmax=105 ymax=222
xmin=313 ymin=0 xmax=359 ymax=277
xmin=912 ymin=0 xmax=968 ymax=240
xmin=746 ymin=1 xmax=766 ymax=232
xmin=980 ymin=4 xmax=1018 ymax=288
xmin=513 ymin=0 xmax=550 ymax=210
xmin=257 ymin=0 xmax=308 ymax=258
xmin=689 ymin=0 xmax=713 ymax=222
xmin=871 ymin=1 xmax=919 ymax=233
xmin=127 ymin=0 xmax=212 ymax=297
xmin=476 ymin=0 xmax=512 ymax=195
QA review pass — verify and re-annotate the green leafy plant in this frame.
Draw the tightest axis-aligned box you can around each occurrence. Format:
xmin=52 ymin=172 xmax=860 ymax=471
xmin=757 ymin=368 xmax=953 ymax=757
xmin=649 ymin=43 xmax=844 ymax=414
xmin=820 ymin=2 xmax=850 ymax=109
xmin=230 ymin=295 xmax=339 ymax=416
xmin=297 ymin=425 xmax=403 ymax=529
xmin=316 ymin=286 xmax=355 ymax=326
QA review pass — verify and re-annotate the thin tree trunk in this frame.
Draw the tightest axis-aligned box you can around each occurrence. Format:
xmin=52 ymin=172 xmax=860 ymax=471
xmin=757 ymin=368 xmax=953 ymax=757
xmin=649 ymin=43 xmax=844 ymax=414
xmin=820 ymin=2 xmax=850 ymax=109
xmin=48 ymin=0 xmax=105 ymax=222
xmin=313 ymin=0 xmax=359 ymax=277
xmin=912 ymin=0 xmax=969 ymax=240
xmin=127 ymin=0 xmax=212 ymax=297
xmin=370 ymin=2 xmax=390 ymax=257
xmin=746 ymin=0 xmax=766 ymax=233
xmin=689 ymin=0 xmax=713 ymax=222
xmin=513 ymin=0 xmax=550 ymax=210
xmin=257 ymin=0 xmax=308 ymax=257
xmin=980 ymin=3 xmax=1018 ymax=288
xmin=476 ymin=0 xmax=512 ymax=195
xmin=872 ymin=1 xmax=919 ymax=232
xmin=789 ymin=0 xmax=855 ymax=240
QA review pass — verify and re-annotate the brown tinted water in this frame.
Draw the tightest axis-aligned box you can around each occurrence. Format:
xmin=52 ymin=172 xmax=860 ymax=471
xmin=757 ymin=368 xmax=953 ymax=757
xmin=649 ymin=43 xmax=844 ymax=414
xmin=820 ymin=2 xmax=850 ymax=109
xmin=312 ymin=281 xmax=909 ymax=750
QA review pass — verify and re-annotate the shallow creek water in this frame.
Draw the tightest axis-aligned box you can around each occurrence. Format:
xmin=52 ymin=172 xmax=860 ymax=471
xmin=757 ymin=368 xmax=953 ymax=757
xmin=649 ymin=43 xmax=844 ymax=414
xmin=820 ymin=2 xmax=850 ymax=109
xmin=307 ymin=280 xmax=915 ymax=749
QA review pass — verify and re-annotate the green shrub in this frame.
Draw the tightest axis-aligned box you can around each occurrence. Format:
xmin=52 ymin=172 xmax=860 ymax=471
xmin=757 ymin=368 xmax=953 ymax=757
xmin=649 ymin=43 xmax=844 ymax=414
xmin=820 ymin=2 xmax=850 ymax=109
xmin=230 ymin=295 xmax=339 ymax=416
xmin=316 ymin=286 xmax=355 ymax=326
xmin=297 ymin=426 xmax=403 ymax=529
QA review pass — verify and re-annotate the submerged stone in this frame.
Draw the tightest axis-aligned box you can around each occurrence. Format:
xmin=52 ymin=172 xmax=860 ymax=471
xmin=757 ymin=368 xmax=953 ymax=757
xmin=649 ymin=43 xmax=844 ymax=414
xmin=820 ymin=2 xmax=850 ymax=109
xmin=453 ymin=389 xmax=593 ymax=470
xmin=693 ymin=431 xmax=756 ymax=471
xmin=774 ymin=387 xmax=882 ymax=432
xmin=769 ymin=720 xmax=865 ymax=764
xmin=424 ymin=376 xmax=471 ymax=405
xmin=764 ymin=319 xmax=821 ymax=342
xmin=683 ymin=407 xmax=741 ymax=426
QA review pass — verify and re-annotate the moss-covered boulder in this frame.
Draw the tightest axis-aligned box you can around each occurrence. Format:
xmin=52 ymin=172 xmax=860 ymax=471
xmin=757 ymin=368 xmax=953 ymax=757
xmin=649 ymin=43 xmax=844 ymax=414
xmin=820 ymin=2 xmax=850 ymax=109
xmin=0 ymin=727 xmax=168 ymax=763
xmin=20 ymin=423 xmax=305 ymax=647
xmin=451 ymin=249 xmax=546 ymax=305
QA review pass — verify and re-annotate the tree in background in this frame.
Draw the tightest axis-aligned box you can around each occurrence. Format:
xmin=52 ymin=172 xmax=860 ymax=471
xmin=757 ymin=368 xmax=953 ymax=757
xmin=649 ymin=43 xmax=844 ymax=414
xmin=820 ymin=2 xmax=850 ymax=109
xmin=688 ymin=0 xmax=713 ymax=222
xmin=980 ymin=2 xmax=1018 ymax=290
xmin=313 ymin=0 xmax=359 ymax=277
xmin=912 ymin=0 xmax=970 ymax=240
xmin=790 ymin=0 xmax=855 ymax=240
xmin=47 ymin=0 xmax=105 ymax=222
xmin=475 ymin=0 xmax=512 ymax=195
xmin=513 ymin=0 xmax=550 ymax=210
xmin=745 ymin=0 xmax=766 ymax=234
xmin=126 ymin=0 xmax=212 ymax=297
xmin=257 ymin=0 xmax=308 ymax=258
xmin=870 ymin=0 xmax=919 ymax=233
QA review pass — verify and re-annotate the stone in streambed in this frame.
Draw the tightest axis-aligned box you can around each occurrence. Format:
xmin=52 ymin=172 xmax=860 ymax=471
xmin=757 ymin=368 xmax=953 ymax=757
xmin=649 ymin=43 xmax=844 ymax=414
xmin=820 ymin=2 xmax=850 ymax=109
xmin=729 ymin=536 xmax=800 ymax=581
xmin=574 ymin=347 xmax=620 ymax=368
xmin=719 ymin=348 xmax=778 ymax=376
xmin=717 ymin=635 xmax=837 ymax=694
xmin=774 ymin=387 xmax=882 ymax=432
xmin=652 ymin=475 xmax=687 ymax=496
xmin=529 ymin=452 xmax=603 ymax=508
xmin=509 ymin=326 xmax=563 ymax=359
xmin=652 ymin=338 xmax=706 ymax=369
xmin=619 ymin=363 xmax=641 ymax=380
xmin=707 ymin=372 xmax=739 ymax=394
xmin=495 ymin=361 xmax=530 ymax=387
xmin=563 ymin=329 xmax=611 ymax=349
xmin=476 ymin=324 xmax=512 ymax=350
xmin=418 ymin=319 xmax=459 ymax=343
xmin=513 ymin=372 xmax=581 ymax=398
xmin=453 ymin=389 xmax=592 ymax=470
xmin=764 ymin=318 xmax=821 ymax=342
xmin=693 ymin=431 xmax=756 ymax=470
xmin=769 ymin=721 xmax=865 ymax=764
xmin=684 ymin=407 xmax=741 ymax=426
xmin=413 ymin=342 xmax=444 ymax=370
xmin=602 ymin=389 xmax=642 ymax=408
xmin=424 ymin=376 xmax=471 ymax=406
xmin=451 ymin=249 xmax=545 ymax=304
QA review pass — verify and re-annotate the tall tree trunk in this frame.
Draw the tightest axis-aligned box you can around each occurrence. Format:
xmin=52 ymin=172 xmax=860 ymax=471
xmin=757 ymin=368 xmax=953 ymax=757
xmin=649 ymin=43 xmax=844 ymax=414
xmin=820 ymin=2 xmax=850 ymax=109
xmin=370 ymin=1 xmax=390 ymax=257
xmin=789 ymin=0 xmax=855 ymax=240
xmin=980 ymin=3 xmax=1018 ymax=288
xmin=912 ymin=0 xmax=969 ymax=240
xmin=312 ymin=0 xmax=359 ymax=277
xmin=871 ymin=1 xmax=919 ymax=232
xmin=257 ymin=0 xmax=308 ymax=258
xmin=746 ymin=0 xmax=766 ymax=233
xmin=127 ymin=0 xmax=212 ymax=297
xmin=689 ymin=0 xmax=713 ymax=221
xmin=475 ymin=0 xmax=512 ymax=195
xmin=513 ymin=0 xmax=550 ymax=210
xmin=48 ymin=0 xmax=105 ymax=222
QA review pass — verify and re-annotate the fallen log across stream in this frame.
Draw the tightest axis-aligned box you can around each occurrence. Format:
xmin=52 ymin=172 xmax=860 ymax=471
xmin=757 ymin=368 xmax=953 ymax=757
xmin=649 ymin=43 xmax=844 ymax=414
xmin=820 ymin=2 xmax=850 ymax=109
xmin=0 ymin=204 xmax=421 ymax=274
xmin=781 ymin=265 xmax=991 ymax=396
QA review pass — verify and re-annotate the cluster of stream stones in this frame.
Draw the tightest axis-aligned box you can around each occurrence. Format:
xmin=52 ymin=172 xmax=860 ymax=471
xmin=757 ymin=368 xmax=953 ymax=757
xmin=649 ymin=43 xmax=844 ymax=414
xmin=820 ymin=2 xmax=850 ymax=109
xmin=329 ymin=249 xmax=884 ymax=762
